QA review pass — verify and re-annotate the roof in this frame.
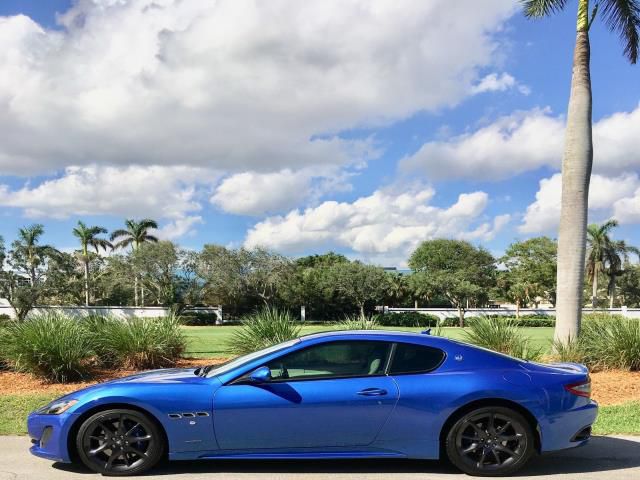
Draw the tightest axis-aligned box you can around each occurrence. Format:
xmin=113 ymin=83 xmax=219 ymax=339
xmin=299 ymin=329 xmax=459 ymax=347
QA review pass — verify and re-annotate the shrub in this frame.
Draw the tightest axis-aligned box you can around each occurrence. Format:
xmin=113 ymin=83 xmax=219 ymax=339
xmin=2 ymin=313 xmax=95 ymax=382
xmin=93 ymin=315 xmax=186 ymax=370
xmin=375 ymin=312 xmax=441 ymax=327
xmin=339 ymin=314 xmax=379 ymax=330
xmin=579 ymin=316 xmax=640 ymax=371
xmin=479 ymin=314 xmax=555 ymax=327
xmin=463 ymin=316 xmax=542 ymax=361
xmin=227 ymin=307 xmax=301 ymax=356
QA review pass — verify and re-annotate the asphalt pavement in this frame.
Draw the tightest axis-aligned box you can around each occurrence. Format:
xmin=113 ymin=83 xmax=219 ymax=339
xmin=1 ymin=435 xmax=639 ymax=480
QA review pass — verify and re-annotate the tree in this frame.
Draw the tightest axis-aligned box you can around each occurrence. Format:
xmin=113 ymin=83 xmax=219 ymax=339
xmin=72 ymin=221 xmax=112 ymax=306
xmin=409 ymin=239 xmax=496 ymax=326
xmin=408 ymin=271 xmax=437 ymax=308
xmin=522 ymin=0 xmax=640 ymax=342
xmin=618 ymin=262 xmax=640 ymax=307
xmin=3 ymin=225 xmax=59 ymax=319
xmin=133 ymin=241 xmax=183 ymax=306
xmin=586 ymin=220 xmax=619 ymax=307
xmin=329 ymin=261 xmax=390 ymax=317
xmin=604 ymin=240 xmax=640 ymax=308
xmin=110 ymin=218 xmax=159 ymax=306
xmin=8 ymin=224 xmax=57 ymax=285
xmin=500 ymin=237 xmax=558 ymax=315
xmin=244 ymin=248 xmax=293 ymax=304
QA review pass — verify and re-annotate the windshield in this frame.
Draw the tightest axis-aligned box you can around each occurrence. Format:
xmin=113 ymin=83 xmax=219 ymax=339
xmin=204 ymin=339 xmax=300 ymax=377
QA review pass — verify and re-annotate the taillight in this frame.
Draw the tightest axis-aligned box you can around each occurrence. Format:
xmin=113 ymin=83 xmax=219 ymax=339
xmin=565 ymin=378 xmax=591 ymax=398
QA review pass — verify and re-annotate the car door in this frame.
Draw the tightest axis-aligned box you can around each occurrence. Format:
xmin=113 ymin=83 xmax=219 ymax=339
xmin=212 ymin=340 xmax=399 ymax=450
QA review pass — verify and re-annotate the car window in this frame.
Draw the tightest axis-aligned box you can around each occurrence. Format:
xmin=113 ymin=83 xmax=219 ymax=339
xmin=207 ymin=339 xmax=299 ymax=377
xmin=266 ymin=340 xmax=391 ymax=381
xmin=389 ymin=342 xmax=445 ymax=375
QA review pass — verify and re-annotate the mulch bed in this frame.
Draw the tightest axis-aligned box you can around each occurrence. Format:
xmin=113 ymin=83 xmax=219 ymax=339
xmin=0 ymin=358 xmax=225 ymax=396
xmin=0 ymin=362 xmax=638 ymax=406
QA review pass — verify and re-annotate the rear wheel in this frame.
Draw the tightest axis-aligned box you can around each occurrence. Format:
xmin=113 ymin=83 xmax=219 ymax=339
xmin=76 ymin=408 xmax=164 ymax=476
xmin=445 ymin=406 xmax=535 ymax=476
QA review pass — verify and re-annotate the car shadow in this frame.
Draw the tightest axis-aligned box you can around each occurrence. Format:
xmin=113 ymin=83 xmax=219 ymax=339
xmin=52 ymin=436 xmax=640 ymax=477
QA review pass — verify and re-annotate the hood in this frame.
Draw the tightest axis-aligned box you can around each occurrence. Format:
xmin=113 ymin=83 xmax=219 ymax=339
xmin=102 ymin=368 xmax=203 ymax=385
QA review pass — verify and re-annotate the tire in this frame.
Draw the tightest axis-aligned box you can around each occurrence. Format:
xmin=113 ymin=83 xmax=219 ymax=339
xmin=76 ymin=408 xmax=165 ymax=476
xmin=445 ymin=406 xmax=535 ymax=476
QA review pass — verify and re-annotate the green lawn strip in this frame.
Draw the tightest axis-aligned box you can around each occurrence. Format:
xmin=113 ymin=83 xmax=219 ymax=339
xmin=182 ymin=325 xmax=554 ymax=359
xmin=0 ymin=394 xmax=58 ymax=435
xmin=2 ymin=392 xmax=638 ymax=436
xmin=593 ymin=401 xmax=640 ymax=435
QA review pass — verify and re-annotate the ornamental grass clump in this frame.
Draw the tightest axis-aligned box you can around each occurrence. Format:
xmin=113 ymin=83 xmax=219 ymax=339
xmin=578 ymin=316 xmax=640 ymax=371
xmin=94 ymin=314 xmax=186 ymax=370
xmin=463 ymin=316 xmax=542 ymax=361
xmin=2 ymin=312 xmax=95 ymax=382
xmin=338 ymin=314 xmax=379 ymax=330
xmin=227 ymin=307 xmax=301 ymax=356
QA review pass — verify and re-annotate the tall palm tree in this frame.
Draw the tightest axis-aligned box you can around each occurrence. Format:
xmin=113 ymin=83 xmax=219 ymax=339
xmin=604 ymin=240 xmax=640 ymax=308
xmin=10 ymin=224 xmax=56 ymax=285
xmin=522 ymin=0 xmax=640 ymax=342
xmin=72 ymin=221 xmax=112 ymax=306
xmin=110 ymin=219 xmax=159 ymax=306
xmin=585 ymin=220 xmax=619 ymax=308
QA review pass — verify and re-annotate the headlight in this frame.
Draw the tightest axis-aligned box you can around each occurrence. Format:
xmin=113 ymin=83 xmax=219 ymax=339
xmin=37 ymin=399 xmax=78 ymax=415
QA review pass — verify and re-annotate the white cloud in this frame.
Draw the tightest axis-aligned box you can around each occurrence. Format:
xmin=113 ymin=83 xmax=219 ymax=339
xmin=401 ymin=103 xmax=640 ymax=181
xmin=0 ymin=165 xmax=218 ymax=236
xmin=0 ymin=0 xmax=516 ymax=176
xmin=519 ymin=173 xmax=640 ymax=233
xmin=244 ymin=186 xmax=509 ymax=259
xmin=470 ymin=72 xmax=529 ymax=95
xmin=210 ymin=166 xmax=354 ymax=216
xmin=401 ymin=108 xmax=564 ymax=180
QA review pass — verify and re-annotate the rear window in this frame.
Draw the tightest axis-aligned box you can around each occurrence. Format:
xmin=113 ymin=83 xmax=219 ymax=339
xmin=389 ymin=343 xmax=445 ymax=375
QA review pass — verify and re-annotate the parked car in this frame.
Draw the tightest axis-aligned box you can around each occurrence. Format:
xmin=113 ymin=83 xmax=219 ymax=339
xmin=27 ymin=330 xmax=597 ymax=476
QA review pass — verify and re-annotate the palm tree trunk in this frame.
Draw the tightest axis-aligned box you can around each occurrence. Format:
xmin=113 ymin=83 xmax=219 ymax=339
xmin=516 ymin=299 xmax=521 ymax=319
xmin=608 ymin=276 xmax=615 ymax=309
xmin=555 ymin=0 xmax=593 ymax=343
xmin=591 ymin=268 xmax=598 ymax=308
xmin=84 ymin=259 xmax=90 ymax=307
xmin=134 ymin=275 xmax=139 ymax=307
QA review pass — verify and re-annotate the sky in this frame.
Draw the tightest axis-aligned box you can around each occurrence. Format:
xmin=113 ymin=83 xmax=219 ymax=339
xmin=0 ymin=0 xmax=639 ymax=267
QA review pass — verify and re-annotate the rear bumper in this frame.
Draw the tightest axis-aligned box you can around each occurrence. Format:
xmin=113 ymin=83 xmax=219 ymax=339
xmin=27 ymin=412 xmax=77 ymax=463
xmin=540 ymin=400 xmax=598 ymax=452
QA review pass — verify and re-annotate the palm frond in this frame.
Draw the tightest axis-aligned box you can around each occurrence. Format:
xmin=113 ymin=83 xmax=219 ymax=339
xmin=112 ymin=238 xmax=134 ymax=250
xmin=138 ymin=218 xmax=159 ymax=230
xmin=600 ymin=0 xmax=640 ymax=63
xmin=109 ymin=229 xmax=131 ymax=241
xmin=143 ymin=234 xmax=159 ymax=243
xmin=521 ymin=0 xmax=570 ymax=18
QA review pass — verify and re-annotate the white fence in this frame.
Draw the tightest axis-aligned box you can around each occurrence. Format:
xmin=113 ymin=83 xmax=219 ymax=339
xmin=383 ymin=307 xmax=640 ymax=319
xmin=0 ymin=301 xmax=223 ymax=322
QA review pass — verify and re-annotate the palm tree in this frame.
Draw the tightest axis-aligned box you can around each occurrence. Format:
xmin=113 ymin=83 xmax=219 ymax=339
xmin=604 ymin=240 xmax=640 ymax=308
xmin=10 ymin=224 xmax=57 ymax=285
xmin=72 ymin=221 xmax=112 ymax=306
xmin=110 ymin=219 xmax=159 ymax=306
xmin=585 ymin=220 xmax=618 ymax=308
xmin=522 ymin=0 xmax=640 ymax=342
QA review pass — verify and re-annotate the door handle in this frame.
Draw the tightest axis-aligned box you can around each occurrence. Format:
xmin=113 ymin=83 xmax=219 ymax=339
xmin=357 ymin=388 xmax=388 ymax=396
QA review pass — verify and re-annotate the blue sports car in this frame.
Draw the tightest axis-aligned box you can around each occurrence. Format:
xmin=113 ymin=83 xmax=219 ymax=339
xmin=28 ymin=330 xmax=597 ymax=476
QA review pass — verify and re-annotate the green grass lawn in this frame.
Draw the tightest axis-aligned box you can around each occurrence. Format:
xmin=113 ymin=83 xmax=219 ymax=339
xmin=2 ymin=393 xmax=637 ymax=436
xmin=183 ymin=325 xmax=555 ymax=358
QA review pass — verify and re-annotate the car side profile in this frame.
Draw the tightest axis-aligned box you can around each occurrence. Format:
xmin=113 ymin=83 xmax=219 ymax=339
xmin=28 ymin=330 xmax=597 ymax=476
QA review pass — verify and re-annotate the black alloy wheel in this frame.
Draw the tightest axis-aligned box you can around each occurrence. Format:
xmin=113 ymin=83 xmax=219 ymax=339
xmin=76 ymin=408 xmax=164 ymax=476
xmin=445 ymin=406 xmax=535 ymax=476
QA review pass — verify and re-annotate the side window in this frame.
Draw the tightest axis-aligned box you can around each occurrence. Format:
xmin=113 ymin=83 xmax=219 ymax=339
xmin=389 ymin=343 xmax=445 ymax=375
xmin=266 ymin=341 xmax=391 ymax=381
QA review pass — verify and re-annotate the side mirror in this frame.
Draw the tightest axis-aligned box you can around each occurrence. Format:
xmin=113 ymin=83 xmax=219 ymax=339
xmin=248 ymin=366 xmax=272 ymax=384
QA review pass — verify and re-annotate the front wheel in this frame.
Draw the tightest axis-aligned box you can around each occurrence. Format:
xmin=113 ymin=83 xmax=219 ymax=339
xmin=445 ymin=406 xmax=535 ymax=476
xmin=76 ymin=408 xmax=164 ymax=476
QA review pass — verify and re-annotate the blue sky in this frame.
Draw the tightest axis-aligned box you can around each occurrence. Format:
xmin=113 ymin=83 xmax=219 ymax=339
xmin=0 ymin=1 xmax=638 ymax=266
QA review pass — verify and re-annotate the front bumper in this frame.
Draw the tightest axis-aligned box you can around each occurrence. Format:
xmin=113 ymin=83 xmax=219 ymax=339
xmin=540 ymin=400 xmax=598 ymax=452
xmin=27 ymin=412 xmax=78 ymax=463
